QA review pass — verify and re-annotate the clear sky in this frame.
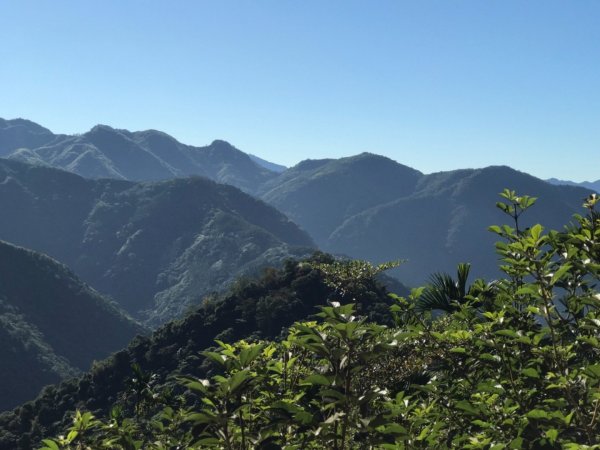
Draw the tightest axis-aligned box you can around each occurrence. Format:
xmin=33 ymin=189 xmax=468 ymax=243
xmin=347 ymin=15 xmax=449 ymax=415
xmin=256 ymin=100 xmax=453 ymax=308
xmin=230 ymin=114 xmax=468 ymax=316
xmin=1 ymin=1 xmax=599 ymax=181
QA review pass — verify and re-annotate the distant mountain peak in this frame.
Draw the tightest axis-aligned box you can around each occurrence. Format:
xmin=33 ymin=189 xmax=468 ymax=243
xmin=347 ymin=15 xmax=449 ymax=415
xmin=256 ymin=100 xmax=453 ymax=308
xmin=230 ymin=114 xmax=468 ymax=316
xmin=210 ymin=139 xmax=234 ymax=147
xmin=0 ymin=117 xmax=56 ymax=155
xmin=547 ymin=177 xmax=600 ymax=193
xmin=86 ymin=124 xmax=124 ymax=136
xmin=0 ymin=117 xmax=51 ymax=132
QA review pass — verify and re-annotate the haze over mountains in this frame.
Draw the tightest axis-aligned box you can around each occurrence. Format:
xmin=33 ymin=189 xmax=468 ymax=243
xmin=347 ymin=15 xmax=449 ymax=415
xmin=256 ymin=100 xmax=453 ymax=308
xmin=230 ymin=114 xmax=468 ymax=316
xmin=1 ymin=117 xmax=594 ymax=288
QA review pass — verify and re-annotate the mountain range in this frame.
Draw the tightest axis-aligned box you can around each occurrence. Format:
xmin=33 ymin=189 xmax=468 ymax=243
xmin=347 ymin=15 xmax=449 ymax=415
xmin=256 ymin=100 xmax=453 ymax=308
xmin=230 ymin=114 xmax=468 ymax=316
xmin=0 ymin=158 xmax=314 ymax=325
xmin=2 ymin=117 xmax=594 ymax=288
xmin=258 ymin=155 xmax=592 ymax=283
xmin=1 ymin=118 xmax=277 ymax=194
xmin=546 ymin=177 xmax=600 ymax=193
xmin=0 ymin=240 xmax=145 ymax=411
xmin=0 ymin=117 xmax=596 ymax=446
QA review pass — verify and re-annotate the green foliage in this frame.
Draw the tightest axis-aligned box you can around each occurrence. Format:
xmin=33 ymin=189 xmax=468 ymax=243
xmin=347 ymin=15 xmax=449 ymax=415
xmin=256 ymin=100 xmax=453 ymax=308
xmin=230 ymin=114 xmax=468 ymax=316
xmin=0 ymin=253 xmax=401 ymax=449
xmin=39 ymin=190 xmax=600 ymax=449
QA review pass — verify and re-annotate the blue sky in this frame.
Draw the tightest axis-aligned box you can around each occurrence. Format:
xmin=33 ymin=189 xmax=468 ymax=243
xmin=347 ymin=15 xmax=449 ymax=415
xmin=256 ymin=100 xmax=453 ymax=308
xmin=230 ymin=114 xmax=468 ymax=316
xmin=1 ymin=1 xmax=599 ymax=181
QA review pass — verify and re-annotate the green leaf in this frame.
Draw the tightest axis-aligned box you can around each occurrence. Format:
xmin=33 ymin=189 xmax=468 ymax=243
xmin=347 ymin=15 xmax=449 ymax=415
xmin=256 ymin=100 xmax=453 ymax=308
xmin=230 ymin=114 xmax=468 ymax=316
xmin=495 ymin=329 xmax=519 ymax=339
xmin=526 ymin=409 xmax=549 ymax=420
xmin=301 ymin=374 xmax=331 ymax=386
xmin=529 ymin=223 xmax=544 ymax=241
xmin=66 ymin=429 xmax=78 ymax=443
xmin=550 ymin=263 xmax=572 ymax=286
xmin=40 ymin=440 xmax=60 ymax=450
xmin=515 ymin=285 xmax=539 ymax=296
xmin=228 ymin=369 xmax=252 ymax=393
xmin=455 ymin=400 xmax=479 ymax=416
xmin=509 ymin=437 xmax=523 ymax=449
xmin=583 ymin=364 xmax=600 ymax=379
xmin=545 ymin=428 xmax=558 ymax=443
xmin=488 ymin=225 xmax=503 ymax=235
xmin=203 ymin=351 xmax=227 ymax=366
xmin=382 ymin=423 xmax=408 ymax=436
xmin=239 ymin=344 xmax=264 ymax=367
xmin=564 ymin=410 xmax=574 ymax=425
xmin=521 ymin=367 xmax=540 ymax=379
xmin=472 ymin=419 xmax=491 ymax=428
xmin=186 ymin=412 xmax=217 ymax=424
xmin=450 ymin=347 xmax=467 ymax=354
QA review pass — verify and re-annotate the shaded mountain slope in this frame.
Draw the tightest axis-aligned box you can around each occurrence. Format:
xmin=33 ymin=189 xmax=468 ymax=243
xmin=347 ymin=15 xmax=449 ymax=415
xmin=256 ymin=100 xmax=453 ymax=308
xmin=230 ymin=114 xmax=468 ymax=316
xmin=0 ymin=241 xmax=145 ymax=411
xmin=258 ymin=153 xmax=423 ymax=245
xmin=0 ymin=254 xmax=408 ymax=450
xmin=330 ymin=166 xmax=592 ymax=284
xmin=2 ymin=118 xmax=278 ymax=194
xmin=0 ymin=159 xmax=314 ymax=324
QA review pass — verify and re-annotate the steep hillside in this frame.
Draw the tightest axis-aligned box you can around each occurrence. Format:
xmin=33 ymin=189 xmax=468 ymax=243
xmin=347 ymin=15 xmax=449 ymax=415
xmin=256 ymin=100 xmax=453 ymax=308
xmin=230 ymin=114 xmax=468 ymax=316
xmin=258 ymin=153 xmax=423 ymax=245
xmin=0 ymin=241 xmax=145 ymax=411
xmin=0 ymin=159 xmax=314 ymax=324
xmin=0 ymin=255 xmax=408 ymax=450
xmin=3 ymin=118 xmax=278 ymax=193
xmin=330 ymin=166 xmax=592 ymax=284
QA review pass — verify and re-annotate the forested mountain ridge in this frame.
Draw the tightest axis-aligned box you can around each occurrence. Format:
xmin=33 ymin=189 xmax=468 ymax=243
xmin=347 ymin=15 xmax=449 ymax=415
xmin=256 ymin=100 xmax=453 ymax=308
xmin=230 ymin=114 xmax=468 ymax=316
xmin=0 ymin=240 xmax=145 ymax=412
xmin=3 ymin=117 xmax=594 ymax=290
xmin=328 ymin=165 xmax=592 ymax=283
xmin=0 ymin=158 xmax=314 ymax=324
xmin=0 ymin=255 xmax=407 ymax=449
xmin=257 ymin=152 xmax=423 ymax=245
xmin=547 ymin=177 xmax=600 ymax=193
xmin=1 ymin=118 xmax=277 ymax=194
xmin=259 ymin=158 xmax=593 ymax=285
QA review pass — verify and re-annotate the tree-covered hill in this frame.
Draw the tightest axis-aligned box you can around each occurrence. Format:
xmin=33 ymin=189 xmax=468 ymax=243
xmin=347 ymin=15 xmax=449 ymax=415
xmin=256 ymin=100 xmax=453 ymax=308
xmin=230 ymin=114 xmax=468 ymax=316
xmin=258 ymin=157 xmax=592 ymax=285
xmin=0 ymin=254 xmax=407 ymax=450
xmin=0 ymin=158 xmax=314 ymax=324
xmin=329 ymin=166 xmax=592 ymax=284
xmin=0 ymin=240 xmax=145 ymax=412
xmin=1 ymin=118 xmax=277 ymax=194
xmin=257 ymin=153 xmax=423 ymax=245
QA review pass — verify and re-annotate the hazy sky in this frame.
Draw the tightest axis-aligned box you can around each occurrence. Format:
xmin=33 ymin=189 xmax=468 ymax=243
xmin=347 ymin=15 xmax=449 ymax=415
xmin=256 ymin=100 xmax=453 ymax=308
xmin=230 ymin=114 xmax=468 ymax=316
xmin=1 ymin=1 xmax=599 ymax=181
